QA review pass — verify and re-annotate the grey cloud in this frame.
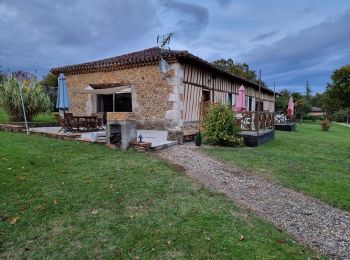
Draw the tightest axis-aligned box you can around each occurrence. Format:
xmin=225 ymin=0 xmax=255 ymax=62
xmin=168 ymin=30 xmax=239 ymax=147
xmin=251 ymin=30 xmax=279 ymax=42
xmin=299 ymin=6 xmax=314 ymax=15
xmin=0 ymin=0 xmax=157 ymax=76
xmin=217 ymin=0 xmax=232 ymax=7
xmin=160 ymin=0 xmax=209 ymax=40
xmin=242 ymin=9 xmax=350 ymax=92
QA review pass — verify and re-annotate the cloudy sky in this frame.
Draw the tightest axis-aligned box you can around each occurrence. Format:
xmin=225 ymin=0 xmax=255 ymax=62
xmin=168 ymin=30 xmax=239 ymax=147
xmin=1 ymin=0 xmax=349 ymax=93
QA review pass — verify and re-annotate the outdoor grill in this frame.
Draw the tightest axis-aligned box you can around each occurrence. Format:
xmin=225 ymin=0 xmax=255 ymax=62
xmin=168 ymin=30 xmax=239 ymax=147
xmin=109 ymin=133 xmax=122 ymax=147
xmin=106 ymin=119 xmax=137 ymax=149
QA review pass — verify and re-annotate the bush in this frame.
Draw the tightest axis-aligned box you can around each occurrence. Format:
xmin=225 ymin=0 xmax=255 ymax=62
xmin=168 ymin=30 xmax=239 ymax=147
xmin=320 ymin=120 xmax=332 ymax=131
xmin=302 ymin=115 xmax=313 ymax=120
xmin=194 ymin=131 xmax=202 ymax=146
xmin=334 ymin=110 xmax=349 ymax=122
xmin=0 ymin=76 xmax=51 ymax=121
xmin=202 ymin=104 xmax=244 ymax=147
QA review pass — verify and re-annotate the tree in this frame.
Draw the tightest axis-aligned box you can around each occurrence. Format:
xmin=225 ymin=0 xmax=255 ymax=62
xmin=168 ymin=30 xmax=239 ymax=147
xmin=41 ymin=72 xmax=58 ymax=88
xmin=275 ymin=89 xmax=290 ymax=113
xmin=305 ymin=81 xmax=312 ymax=101
xmin=291 ymin=92 xmax=311 ymax=122
xmin=310 ymin=92 xmax=324 ymax=108
xmin=0 ymin=75 xmax=51 ymax=121
xmin=211 ymin=58 xmax=267 ymax=87
xmin=0 ymin=66 xmax=5 ymax=83
xmin=323 ymin=64 xmax=350 ymax=112
xmin=12 ymin=70 xmax=37 ymax=84
xmin=275 ymin=89 xmax=311 ymax=121
xmin=40 ymin=72 xmax=58 ymax=111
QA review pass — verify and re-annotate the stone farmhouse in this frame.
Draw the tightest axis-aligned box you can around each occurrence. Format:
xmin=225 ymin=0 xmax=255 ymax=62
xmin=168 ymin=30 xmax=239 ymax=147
xmin=51 ymin=47 xmax=275 ymax=130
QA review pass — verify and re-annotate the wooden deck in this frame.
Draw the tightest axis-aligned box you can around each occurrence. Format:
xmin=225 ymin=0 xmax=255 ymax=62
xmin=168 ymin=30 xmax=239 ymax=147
xmin=241 ymin=128 xmax=275 ymax=147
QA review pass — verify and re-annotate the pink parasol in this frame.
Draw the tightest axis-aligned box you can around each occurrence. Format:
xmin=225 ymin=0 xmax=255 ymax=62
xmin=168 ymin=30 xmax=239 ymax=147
xmin=236 ymin=85 xmax=246 ymax=112
xmin=287 ymin=97 xmax=294 ymax=118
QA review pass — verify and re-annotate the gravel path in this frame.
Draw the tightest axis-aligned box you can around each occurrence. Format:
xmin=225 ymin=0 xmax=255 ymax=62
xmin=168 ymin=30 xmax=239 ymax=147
xmin=157 ymin=144 xmax=350 ymax=259
xmin=337 ymin=123 xmax=350 ymax=128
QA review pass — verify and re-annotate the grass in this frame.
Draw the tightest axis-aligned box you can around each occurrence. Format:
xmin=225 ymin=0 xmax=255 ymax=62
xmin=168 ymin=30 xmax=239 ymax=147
xmin=0 ymin=107 xmax=55 ymax=124
xmin=0 ymin=132 xmax=318 ymax=259
xmin=204 ymin=121 xmax=350 ymax=211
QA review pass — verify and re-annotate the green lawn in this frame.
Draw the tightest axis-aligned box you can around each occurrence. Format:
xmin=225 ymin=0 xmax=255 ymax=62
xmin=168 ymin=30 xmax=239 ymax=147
xmin=0 ymin=107 xmax=55 ymax=124
xmin=0 ymin=132 xmax=317 ymax=259
xmin=204 ymin=121 xmax=350 ymax=211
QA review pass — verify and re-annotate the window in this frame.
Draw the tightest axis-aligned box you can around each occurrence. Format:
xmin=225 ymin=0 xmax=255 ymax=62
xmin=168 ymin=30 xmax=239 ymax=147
xmin=202 ymin=90 xmax=210 ymax=102
xmin=228 ymin=93 xmax=233 ymax=106
xmin=114 ymin=93 xmax=132 ymax=112
xmin=249 ymin=97 xmax=253 ymax=111
xmin=97 ymin=93 xmax=132 ymax=112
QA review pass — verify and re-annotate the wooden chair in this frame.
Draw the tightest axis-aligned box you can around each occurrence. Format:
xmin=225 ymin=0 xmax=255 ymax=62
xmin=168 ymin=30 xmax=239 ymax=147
xmin=54 ymin=113 xmax=65 ymax=132
xmin=91 ymin=112 xmax=105 ymax=130
xmin=65 ymin=113 xmax=79 ymax=132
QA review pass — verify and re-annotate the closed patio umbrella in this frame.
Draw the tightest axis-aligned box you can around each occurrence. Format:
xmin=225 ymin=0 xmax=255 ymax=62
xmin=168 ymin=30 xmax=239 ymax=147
xmin=287 ymin=97 xmax=294 ymax=118
xmin=56 ymin=73 xmax=70 ymax=132
xmin=236 ymin=85 xmax=246 ymax=112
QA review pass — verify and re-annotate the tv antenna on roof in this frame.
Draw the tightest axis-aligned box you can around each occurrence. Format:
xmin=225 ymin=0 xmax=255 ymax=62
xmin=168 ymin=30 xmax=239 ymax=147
xmin=157 ymin=33 xmax=173 ymax=49
xmin=157 ymin=33 xmax=173 ymax=76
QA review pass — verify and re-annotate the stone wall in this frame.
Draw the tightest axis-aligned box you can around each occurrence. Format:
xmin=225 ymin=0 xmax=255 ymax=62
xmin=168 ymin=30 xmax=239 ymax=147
xmin=65 ymin=65 xmax=174 ymax=129
xmin=164 ymin=63 xmax=185 ymax=129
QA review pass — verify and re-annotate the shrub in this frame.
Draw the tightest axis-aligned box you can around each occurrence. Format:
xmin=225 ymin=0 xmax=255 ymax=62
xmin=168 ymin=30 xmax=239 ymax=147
xmin=334 ymin=110 xmax=349 ymax=122
xmin=0 ymin=76 xmax=51 ymax=121
xmin=320 ymin=120 xmax=332 ymax=131
xmin=302 ymin=115 xmax=313 ymax=120
xmin=202 ymin=104 xmax=244 ymax=147
xmin=194 ymin=131 xmax=202 ymax=146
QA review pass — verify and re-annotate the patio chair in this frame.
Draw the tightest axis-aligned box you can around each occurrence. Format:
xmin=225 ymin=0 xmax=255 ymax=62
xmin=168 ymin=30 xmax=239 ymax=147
xmin=91 ymin=112 xmax=105 ymax=130
xmin=54 ymin=113 xmax=65 ymax=132
xmin=65 ymin=113 xmax=79 ymax=132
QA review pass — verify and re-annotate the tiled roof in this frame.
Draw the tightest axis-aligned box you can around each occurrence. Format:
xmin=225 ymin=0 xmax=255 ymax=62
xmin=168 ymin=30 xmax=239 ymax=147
xmin=51 ymin=47 xmax=177 ymax=75
xmin=51 ymin=47 xmax=273 ymax=94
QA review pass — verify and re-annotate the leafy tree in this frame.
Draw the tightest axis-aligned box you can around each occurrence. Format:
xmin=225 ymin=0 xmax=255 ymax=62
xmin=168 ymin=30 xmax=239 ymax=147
xmin=275 ymin=89 xmax=290 ymax=113
xmin=295 ymin=97 xmax=311 ymax=122
xmin=12 ymin=70 xmax=37 ymax=84
xmin=275 ymin=89 xmax=311 ymax=121
xmin=0 ymin=66 xmax=5 ymax=83
xmin=212 ymin=58 xmax=266 ymax=87
xmin=41 ymin=72 xmax=58 ymax=88
xmin=310 ymin=92 xmax=324 ymax=108
xmin=40 ymin=72 xmax=58 ymax=111
xmin=323 ymin=64 xmax=350 ymax=112
xmin=291 ymin=92 xmax=311 ymax=121
xmin=305 ymin=81 xmax=312 ymax=101
xmin=0 ymin=75 xmax=51 ymax=121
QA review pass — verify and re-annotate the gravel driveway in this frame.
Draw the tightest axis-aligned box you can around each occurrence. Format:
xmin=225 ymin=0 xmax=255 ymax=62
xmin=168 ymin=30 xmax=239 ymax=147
xmin=157 ymin=144 xmax=350 ymax=259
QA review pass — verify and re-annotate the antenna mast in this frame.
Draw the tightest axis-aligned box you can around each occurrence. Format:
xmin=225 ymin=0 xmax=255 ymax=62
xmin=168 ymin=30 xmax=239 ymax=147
xmin=157 ymin=33 xmax=173 ymax=76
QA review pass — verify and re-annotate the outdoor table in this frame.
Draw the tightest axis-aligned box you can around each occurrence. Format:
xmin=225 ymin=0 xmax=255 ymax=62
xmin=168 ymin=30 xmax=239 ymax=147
xmin=73 ymin=115 xmax=98 ymax=132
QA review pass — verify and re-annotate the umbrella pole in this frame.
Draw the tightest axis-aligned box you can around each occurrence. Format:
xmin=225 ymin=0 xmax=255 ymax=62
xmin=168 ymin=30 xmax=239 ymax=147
xmin=63 ymin=110 xmax=67 ymax=133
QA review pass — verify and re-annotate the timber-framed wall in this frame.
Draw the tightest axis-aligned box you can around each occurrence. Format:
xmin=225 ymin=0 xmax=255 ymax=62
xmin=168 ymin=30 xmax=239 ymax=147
xmin=181 ymin=63 xmax=275 ymax=125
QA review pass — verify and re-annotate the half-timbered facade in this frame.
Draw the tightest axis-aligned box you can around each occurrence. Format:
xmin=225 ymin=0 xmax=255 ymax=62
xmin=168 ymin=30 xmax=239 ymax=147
xmin=51 ymin=47 xmax=275 ymax=130
xmin=180 ymin=63 xmax=274 ymax=125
